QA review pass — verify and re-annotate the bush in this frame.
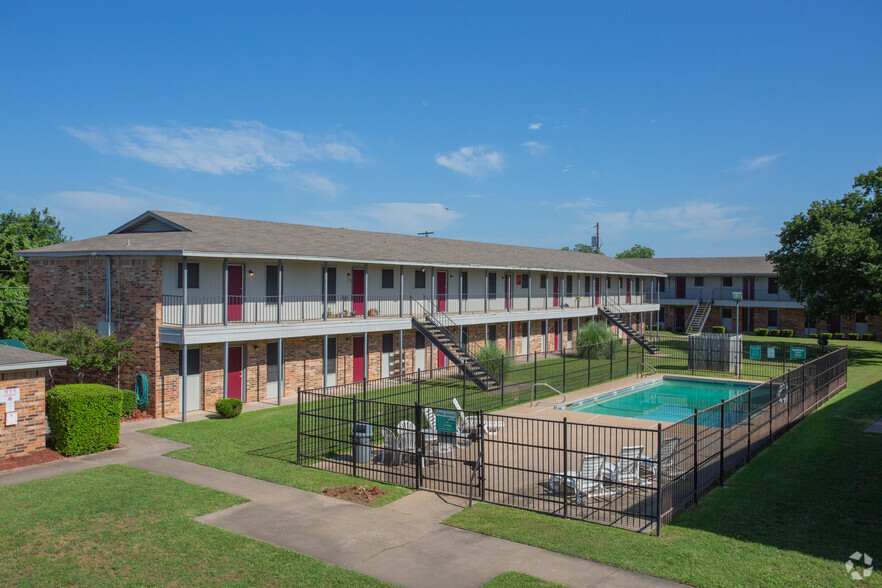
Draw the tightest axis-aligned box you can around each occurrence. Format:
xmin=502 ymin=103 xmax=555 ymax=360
xmin=832 ymin=332 xmax=845 ymax=340
xmin=768 ymin=329 xmax=780 ymax=337
xmin=754 ymin=328 xmax=769 ymax=336
xmin=215 ymin=398 xmax=243 ymax=419
xmin=46 ymin=384 xmax=122 ymax=456
xmin=862 ymin=333 xmax=875 ymax=341
xmin=576 ymin=321 xmax=622 ymax=359
xmin=711 ymin=326 xmax=726 ymax=333
xmin=780 ymin=329 xmax=794 ymax=337
xmin=474 ymin=342 xmax=513 ymax=380
xmin=673 ymin=327 xmax=685 ymax=334
xmin=820 ymin=332 xmax=833 ymax=339
xmin=119 ymin=389 xmax=137 ymax=417
xmin=809 ymin=333 xmax=818 ymax=338
xmin=847 ymin=333 xmax=860 ymax=340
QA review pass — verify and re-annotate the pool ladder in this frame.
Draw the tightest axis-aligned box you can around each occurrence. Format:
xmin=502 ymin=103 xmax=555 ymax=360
xmin=640 ymin=362 xmax=657 ymax=378
xmin=530 ymin=383 xmax=567 ymax=408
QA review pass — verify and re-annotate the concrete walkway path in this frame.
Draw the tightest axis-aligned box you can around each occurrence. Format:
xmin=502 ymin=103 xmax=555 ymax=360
xmin=0 ymin=419 xmax=679 ymax=588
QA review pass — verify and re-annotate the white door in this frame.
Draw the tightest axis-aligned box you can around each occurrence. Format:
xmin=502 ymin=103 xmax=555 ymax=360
xmin=381 ymin=333 xmax=393 ymax=378
xmin=179 ymin=348 xmax=201 ymax=412
xmin=325 ymin=337 xmax=337 ymax=387
xmin=265 ymin=342 xmax=279 ymax=401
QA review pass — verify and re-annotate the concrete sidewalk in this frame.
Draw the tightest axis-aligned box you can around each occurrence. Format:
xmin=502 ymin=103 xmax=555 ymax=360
xmin=0 ymin=420 xmax=679 ymax=587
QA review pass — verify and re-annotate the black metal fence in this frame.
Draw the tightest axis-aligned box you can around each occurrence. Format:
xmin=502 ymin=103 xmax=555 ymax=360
xmin=297 ymin=339 xmax=848 ymax=534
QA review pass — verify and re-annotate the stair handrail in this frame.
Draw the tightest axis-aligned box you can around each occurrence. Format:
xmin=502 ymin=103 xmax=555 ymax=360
xmin=410 ymin=295 xmax=490 ymax=360
xmin=604 ymin=300 xmax=628 ymax=315
xmin=695 ymin=290 xmax=715 ymax=333
xmin=685 ymin=295 xmax=702 ymax=331
xmin=531 ymin=382 xmax=567 ymax=407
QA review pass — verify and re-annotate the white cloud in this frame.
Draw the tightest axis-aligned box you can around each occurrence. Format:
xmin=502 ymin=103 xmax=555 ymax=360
xmin=66 ymin=121 xmax=364 ymax=175
xmin=740 ymin=152 xmax=785 ymax=171
xmin=521 ymin=141 xmax=549 ymax=157
xmin=561 ymin=166 xmax=571 ymax=173
xmin=305 ymin=202 xmax=463 ymax=234
xmin=276 ymin=171 xmax=341 ymax=197
xmin=422 ymin=100 xmax=429 ymax=107
xmin=557 ymin=197 xmax=603 ymax=210
xmin=593 ymin=202 xmax=765 ymax=242
xmin=528 ymin=122 xmax=543 ymax=130
xmin=434 ymin=145 xmax=504 ymax=177
xmin=467 ymin=194 xmax=483 ymax=198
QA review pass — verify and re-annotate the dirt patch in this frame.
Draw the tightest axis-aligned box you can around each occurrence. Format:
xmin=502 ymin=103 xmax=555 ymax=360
xmin=322 ymin=484 xmax=386 ymax=505
xmin=0 ymin=448 xmax=63 ymax=472
xmin=122 ymin=409 xmax=154 ymax=423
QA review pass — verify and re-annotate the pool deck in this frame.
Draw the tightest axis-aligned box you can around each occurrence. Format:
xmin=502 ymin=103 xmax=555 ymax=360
xmin=495 ymin=373 xmax=765 ymax=429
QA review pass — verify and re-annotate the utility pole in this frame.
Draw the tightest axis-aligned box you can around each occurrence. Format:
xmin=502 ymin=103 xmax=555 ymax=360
xmin=591 ymin=222 xmax=600 ymax=254
xmin=418 ymin=231 xmax=434 ymax=238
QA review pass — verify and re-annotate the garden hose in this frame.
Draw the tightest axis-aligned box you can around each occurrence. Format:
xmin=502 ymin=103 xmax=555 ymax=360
xmin=135 ymin=372 xmax=149 ymax=410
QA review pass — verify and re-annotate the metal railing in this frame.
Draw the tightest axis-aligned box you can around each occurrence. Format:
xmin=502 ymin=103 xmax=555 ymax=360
xmin=530 ymin=383 xmax=566 ymax=407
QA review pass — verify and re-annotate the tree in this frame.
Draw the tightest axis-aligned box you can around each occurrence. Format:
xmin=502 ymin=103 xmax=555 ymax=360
xmin=615 ymin=244 xmax=655 ymax=259
xmin=561 ymin=243 xmax=595 ymax=253
xmin=0 ymin=208 xmax=68 ymax=339
xmin=27 ymin=326 xmax=133 ymax=384
xmin=767 ymin=166 xmax=882 ymax=325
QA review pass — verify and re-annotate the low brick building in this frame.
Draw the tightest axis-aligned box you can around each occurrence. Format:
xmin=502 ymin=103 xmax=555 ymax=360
xmin=0 ymin=345 xmax=67 ymax=459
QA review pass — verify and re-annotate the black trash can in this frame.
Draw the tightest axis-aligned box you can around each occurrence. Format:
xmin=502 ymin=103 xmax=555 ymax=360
xmin=352 ymin=422 xmax=373 ymax=463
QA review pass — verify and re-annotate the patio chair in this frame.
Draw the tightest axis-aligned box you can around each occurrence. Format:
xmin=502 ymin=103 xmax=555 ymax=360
xmin=451 ymin=397 xmax=504 ymax=436
xmin=643 ymin=436 xmax=685 ymax=479
xmin=380 ymin=427 xmax=398 ymax=466
xmin=396 ymin=420 xmax=419 ymax=466
xmin=548 ymin=454 xmax=615 ymax=505
xmin=611 ymin=445 xmax=652 ymax=490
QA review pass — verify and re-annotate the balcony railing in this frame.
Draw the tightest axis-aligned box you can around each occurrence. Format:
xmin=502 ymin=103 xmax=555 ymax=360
xmin=658 ymin=287 xmax=795 ymax=303
xmin=160 ymin=289 xmax=660 ymax=327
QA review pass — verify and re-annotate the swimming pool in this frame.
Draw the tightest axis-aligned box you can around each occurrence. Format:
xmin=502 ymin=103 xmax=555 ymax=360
xmin=567 ymin=376 xmax=754 ymax=424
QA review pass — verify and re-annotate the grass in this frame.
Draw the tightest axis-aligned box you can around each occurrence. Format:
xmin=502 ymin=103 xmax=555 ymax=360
xmin=482 ymin=571 xmax=566 ymax=587
xmin=146 ymin=404 xmax=410 ymax=507
xmin=0 ymin=464 xmax=389 ymax=587
xmin=444 ymin=338 xmax=882 ymax=587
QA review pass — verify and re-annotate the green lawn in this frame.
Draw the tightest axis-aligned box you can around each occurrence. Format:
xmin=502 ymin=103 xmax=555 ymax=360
xmin=0 ymin=465 xmax=389 ymax=587
xmin=482 ymin=571 xmax=566 ymax=587
xmin=444 ymin=338 xmax=882 ymax=587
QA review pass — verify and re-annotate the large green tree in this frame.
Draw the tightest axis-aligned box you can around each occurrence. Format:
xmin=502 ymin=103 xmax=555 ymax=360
xmin=561 ymin=243 xmax=595 ymax=253
xmin=615 ymin=244 xmax=655 ymax=259
xmin=767 ymin=166 xmax=882 ymax=324
xmin=0 ymin=208 xmax=68 ymax=339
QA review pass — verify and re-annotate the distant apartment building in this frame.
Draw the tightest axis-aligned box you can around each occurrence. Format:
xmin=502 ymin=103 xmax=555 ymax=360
xmin=19 ymin=211 xmax=662 ymax=418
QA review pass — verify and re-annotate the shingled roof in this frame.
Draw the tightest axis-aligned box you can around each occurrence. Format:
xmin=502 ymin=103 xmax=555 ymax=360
xmin=18 ymin=211 xmax=663 ymax=276
xmin=0 ymin=345 xmax=66 ymax=372
xmin=627 ymin=256 xmax=776 ymax=276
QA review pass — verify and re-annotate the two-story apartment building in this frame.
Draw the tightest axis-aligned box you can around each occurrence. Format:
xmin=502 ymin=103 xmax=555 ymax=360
xmin=630 ymin=256 xmax=880 ymax=337
xmin=20 ymin=211 xmax=662 ymax=418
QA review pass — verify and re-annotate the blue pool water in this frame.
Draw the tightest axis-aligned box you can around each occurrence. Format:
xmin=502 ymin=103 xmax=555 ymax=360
xmin=567 ymin=376 xmax=754 ymax=424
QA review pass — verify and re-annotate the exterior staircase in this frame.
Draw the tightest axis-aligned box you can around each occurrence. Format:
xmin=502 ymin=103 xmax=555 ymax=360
xmin=598 ymin=305 xmax=659 ymax=354
xmin=686 ymin=297 xmax=714 ymax=334
xmin=410 ymin=299 xmax=498 ymax=391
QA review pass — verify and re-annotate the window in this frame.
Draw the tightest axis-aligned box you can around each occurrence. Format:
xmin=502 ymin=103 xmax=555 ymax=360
xmin=488 ymin=324 xmax=497 ymax=342
xmin=462 ymin=272 xmax=469 ymax=298
xmin=414 ymin=269 xmax=426 ymax=289
xmin=694 ymin=277 xmax=704 ymax=287
xmin=381 ymin=268 xmax=394 ymax=289
xmin=488 ymin=273 xmax=497 ymax=299
xmin=540 ymin=321 xmax=546 ymax=335
xmin=566 ymin=275 xmax=573 ymax=296
xmin=415 ymin=331 xmax=426 ymax=350
xmin=177 ymin=262 xmax=199 ymax=289
xmin=659 ymin=279 xmax=666 ymax=292
xmin=606 ymin=276 xmax=611 ymax=289
xmin=325 ymin=337 xmax=337 ymax=375
xmin=522 ymin=322 xmax=528 ymax=338
xmin=460 ymin=327 xmax=468 ymax=347
xmin=267 ymin=342 xmax=279 ymax=382
xmin=266 ymin=265 xmax=279 ymax=300
xmin=326 ymin=267 xmax=337 ymax=302
xmin=618 ymin=277 xmax=622 ymax=288
xmin=584 ymin=276 xmax=591 ymax=293
xmin=722 ymin=276 xmax=733 ymax=288
xmin=767 ymin=309 xmax=779 ymax=328
xmin=768 ymin=277 xmax=778 ymax=294
xmin=522 ymin=273 xmax=529 ymax=289
xmin=856 ymin=313 xmax=868 ymax=324
xmin=722 ymin=308 xmax=733 ymax=319
xmin=180 ymin=347 xmax=200 ymax=376
xmin=540 ymin=274 xmax=547 ymax=289
xmin=382 ymin=333 xmax=394 ymax=353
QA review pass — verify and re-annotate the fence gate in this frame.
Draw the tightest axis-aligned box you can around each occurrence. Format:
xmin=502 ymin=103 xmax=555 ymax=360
xmin=416 ymin=404 xmax=484 ymax=500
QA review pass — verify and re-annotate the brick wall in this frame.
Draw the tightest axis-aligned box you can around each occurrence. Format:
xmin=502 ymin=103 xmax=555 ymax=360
xmin=0 ymin=370 xmax=47 ymax=458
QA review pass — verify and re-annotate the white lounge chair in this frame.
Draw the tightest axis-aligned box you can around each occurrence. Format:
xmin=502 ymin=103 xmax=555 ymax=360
xmin=548 ymin=454 xmax=615 ymax=505
xmin=452 ymin=397 xmax=504 ymax=436
xmin=380 ymin=427 xmax=398 ymax=466
xmin=611 ymin=445 xmax=652 ymax=490
xmin=643 ymin=436 xmax=685 ymax=479
xmin=396 ymin=420 xmax=418 ymax=465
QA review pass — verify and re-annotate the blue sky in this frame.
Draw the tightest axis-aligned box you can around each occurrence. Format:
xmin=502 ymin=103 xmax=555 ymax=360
xmin=2 ymin=2 xmax=880 ymax=257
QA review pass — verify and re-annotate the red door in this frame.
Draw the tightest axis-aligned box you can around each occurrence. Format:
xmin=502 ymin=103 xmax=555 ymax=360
xmin=227 ymin=345 xmax=243 ymax=400
xmin=675 ymin=308 xmax=685 ymax=329
xmin=742 ymin=277 xmax=755 ymax=301
xmin=594 ymin=277 xmax=600 ymax=305
xmin=228 ymin=265 xmax=244 ymax=322
xmin=553 ymin=276 xmax=560 ymax=307
xmin=352 ymin=269 xmax=365 ymax=316
xmin=675 ymin=277 xmax=686 ymax=299
xmin=626 ymin=279 xmax=632 ymax=304
xmin=353 ymin=336 xmax=364 ymax=382
xmin=437 ymin=271 xmax=447 ymax=312
xmin=438 ymin=347 xmax=447 ymax=368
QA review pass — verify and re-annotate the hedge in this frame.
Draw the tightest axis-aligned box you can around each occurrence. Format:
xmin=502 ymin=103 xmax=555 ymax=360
xmin=120 ymin=389 xmax=137 ymax=417
xmin=809 ymin=333 xmax=818 ymax=339
xmin=46 ymin=384 xmax=122 ymax=456
xmin=769 ymin=329 xmax=780 ymax=337
xmin=780 ymin=329 xmax=794 ymax=337
xmin=832 ymin=333 xmax=845 ymax=340
xmin=215 ymin=398 xmax=243 ymax=419
xmin=820 ymin=332 xmax=833 ymax=339
xmin=863 ymin=333 xmax=875 ymax=341
xmin=754 ymin=328 xmax=769 ymax=336
xmin=847 ymin=333 xmax=860 ymax=340
xmin=711 ymin=326 xmax=726 ymax=333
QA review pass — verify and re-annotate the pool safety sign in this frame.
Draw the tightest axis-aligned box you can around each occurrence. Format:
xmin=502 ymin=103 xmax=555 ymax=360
xmin=1 ymin=388 xmax=19 ymax=427
xmin=435 ymin=409 xmax=458 ymax=433
xmin=749 ymin=345 xmax=762 ymax=360
xmin=790 ymin=347 xmax=807 ymax=360
xmin=767 ymin=347 xmax=776 ymax=359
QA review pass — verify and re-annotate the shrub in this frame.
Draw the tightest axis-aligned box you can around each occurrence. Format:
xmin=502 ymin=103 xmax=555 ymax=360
xmin=809 ymin=333 xmax=818 ymax=339
xmin=474 ymin=342 xmax=513 ymax=380
xmin=215 ymin=398 xmax=243 ymax=419
xmin=754 ymin=328 xmax=769 ymax=336
xmin=576 ymin=321 xmax=622 ymax=359
xmin=673 ymin=327 xmax=685 ymax=334
xmin=862 ymin=333 xmax=875 ymax=341
xmin=832 ymin=332 xmax=845 ymax=340
xmin=820 ymin=332 xmax=833 ymax=339
xmin=768 ymin=329 xmax=780 ymax=337
xmin=780 ymin=329 xmax=794 ymax=338
xmin=119 ymin=389 xmax=137 ymax=417
xmin=46 ymin=384 xmax=122 ymax=456
xmin=847 ymin=333 xmax=860 ymax=340
xmin=711 ymin=326 xmax=726 ymax=334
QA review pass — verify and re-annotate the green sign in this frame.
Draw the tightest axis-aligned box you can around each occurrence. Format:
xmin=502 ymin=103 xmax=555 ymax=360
xmin=749 ymin=345 xmax=761 ymax=360
xmin=790 ymin=347 xmax=807 ymax=360
xmin=435 ymin=409 xmax=458 ymax=433
xmin=732 ymin=291 xmax=742 ymax=302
